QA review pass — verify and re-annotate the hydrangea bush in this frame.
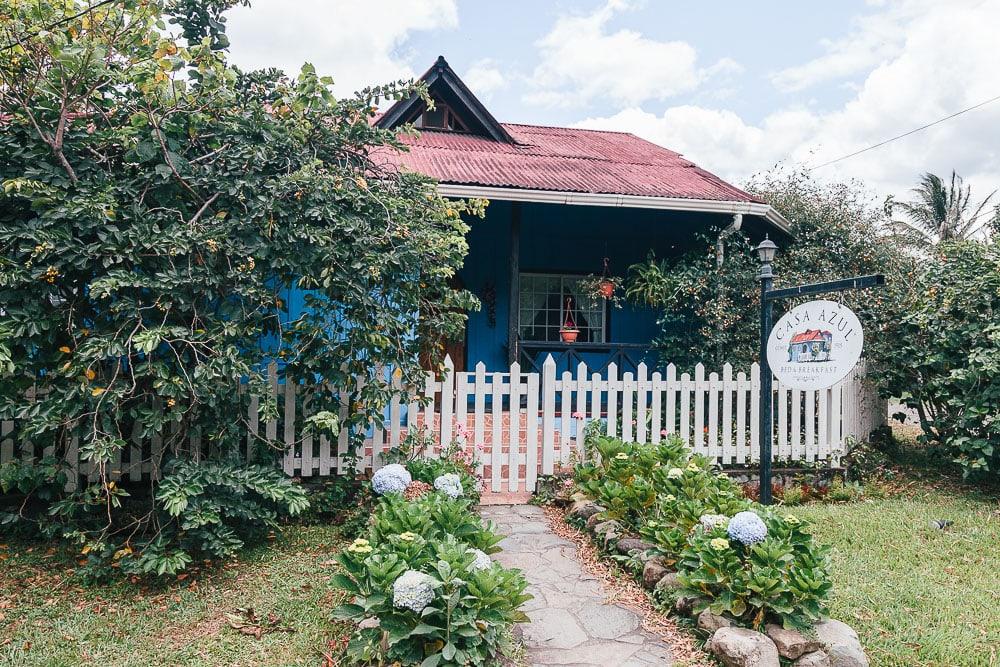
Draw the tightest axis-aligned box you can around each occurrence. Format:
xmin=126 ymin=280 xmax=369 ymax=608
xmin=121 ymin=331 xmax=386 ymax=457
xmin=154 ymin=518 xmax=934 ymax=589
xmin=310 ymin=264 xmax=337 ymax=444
xmin=333 ymin=461 xmax=530 ymax=665
xmin=571 ymin=432 xmax=831 ymax=631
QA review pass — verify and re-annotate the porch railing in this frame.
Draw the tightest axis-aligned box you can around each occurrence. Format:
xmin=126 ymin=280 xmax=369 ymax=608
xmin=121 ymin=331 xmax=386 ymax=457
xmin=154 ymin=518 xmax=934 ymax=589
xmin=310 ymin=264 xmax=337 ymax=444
xmin=517 ymin=340 xmax=655 ymax=375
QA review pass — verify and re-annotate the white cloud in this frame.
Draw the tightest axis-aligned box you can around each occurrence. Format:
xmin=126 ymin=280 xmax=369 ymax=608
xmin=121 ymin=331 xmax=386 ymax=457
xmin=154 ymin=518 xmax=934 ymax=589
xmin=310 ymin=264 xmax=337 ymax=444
xmin=576 ymin=0 xmax=1000 ymax=201
xmin=225 ymin=0 xmax=458 ymax=96
xmin=525 ymin=0 xmax=738 ymax=108
xmin=768 ymin=1 xmax=928 ymax=92
xmin=464 ymin=58 xmax=507 ymax=100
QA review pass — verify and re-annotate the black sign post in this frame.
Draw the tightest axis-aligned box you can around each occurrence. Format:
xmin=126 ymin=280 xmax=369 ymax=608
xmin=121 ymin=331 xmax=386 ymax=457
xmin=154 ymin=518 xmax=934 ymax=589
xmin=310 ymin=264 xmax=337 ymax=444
xmin=755 ymin=238 xmax=884 ymax=505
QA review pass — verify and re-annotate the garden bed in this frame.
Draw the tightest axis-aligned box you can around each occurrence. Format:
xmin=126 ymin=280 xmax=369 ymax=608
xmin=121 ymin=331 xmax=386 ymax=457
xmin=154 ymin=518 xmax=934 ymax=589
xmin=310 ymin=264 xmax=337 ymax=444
xmin=560 ymin=426 xmax=869 ymax=666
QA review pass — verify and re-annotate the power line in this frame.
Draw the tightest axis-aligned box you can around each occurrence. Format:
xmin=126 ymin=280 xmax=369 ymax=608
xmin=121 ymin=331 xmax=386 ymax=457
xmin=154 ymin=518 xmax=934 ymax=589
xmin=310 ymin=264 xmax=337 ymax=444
xmin=1 ymin=0 xmax=121 ymax=52
xmin=807 ymin=93 xmax=1000 ymax=170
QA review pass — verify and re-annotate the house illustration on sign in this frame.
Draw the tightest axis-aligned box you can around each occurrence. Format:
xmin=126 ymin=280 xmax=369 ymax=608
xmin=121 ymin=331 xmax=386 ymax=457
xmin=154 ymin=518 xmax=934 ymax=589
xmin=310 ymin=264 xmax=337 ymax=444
xmin=787 ymin=329 xmax=833 ymax=362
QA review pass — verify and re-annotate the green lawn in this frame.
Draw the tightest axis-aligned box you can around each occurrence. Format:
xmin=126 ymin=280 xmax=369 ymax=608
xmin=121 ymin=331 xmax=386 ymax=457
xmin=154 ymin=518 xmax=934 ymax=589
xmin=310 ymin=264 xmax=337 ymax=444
xmin=0 ymin=526 xmax=350 ymax=667
xmin=796 ymin=488 xmax=1000 ymax=667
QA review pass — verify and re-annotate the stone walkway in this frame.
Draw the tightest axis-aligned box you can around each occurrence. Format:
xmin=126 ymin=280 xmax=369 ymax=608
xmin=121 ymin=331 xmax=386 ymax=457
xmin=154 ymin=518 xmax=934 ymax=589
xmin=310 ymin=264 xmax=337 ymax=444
xmin=481 ymin=504 xmax=674 ymax=667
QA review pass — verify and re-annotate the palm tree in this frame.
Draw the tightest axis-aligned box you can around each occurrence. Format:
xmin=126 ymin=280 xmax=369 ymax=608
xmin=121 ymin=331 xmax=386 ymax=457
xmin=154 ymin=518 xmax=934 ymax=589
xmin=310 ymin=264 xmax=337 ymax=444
xmin=891 ymin=171 xmax=997 ymax=247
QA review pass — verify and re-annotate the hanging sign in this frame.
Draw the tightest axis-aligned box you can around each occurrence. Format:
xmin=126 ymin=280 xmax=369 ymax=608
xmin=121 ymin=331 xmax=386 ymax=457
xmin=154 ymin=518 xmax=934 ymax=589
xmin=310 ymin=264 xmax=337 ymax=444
xmin=766 ymin=299 xmax=863 ymax=390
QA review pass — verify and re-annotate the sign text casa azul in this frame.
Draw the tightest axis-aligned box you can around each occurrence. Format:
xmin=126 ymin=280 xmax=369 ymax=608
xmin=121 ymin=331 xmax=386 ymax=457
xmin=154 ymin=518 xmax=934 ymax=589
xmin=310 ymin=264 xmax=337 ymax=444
xmin=766 ymin=300 xmax=863 ymax=391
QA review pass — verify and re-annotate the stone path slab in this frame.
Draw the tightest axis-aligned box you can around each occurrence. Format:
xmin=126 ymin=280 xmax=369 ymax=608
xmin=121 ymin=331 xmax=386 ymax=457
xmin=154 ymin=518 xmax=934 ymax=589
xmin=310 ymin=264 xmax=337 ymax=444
xmin=481 ymin=504 xmax=674 ymax=667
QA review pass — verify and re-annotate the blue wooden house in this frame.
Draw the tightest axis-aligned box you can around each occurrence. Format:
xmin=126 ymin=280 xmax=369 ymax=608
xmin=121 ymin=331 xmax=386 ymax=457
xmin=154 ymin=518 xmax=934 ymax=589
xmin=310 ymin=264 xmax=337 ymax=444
xmin=376 ymin=57 xmax=791 ymax=374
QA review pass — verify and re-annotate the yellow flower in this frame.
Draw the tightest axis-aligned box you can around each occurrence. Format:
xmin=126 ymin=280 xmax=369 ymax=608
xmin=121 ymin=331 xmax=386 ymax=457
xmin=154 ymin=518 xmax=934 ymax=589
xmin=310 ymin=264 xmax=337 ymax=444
xmin=785 ymin=514 xmax=800 ymax=525
xmin=710 ymin=537 xmax=730 ymax=551
xmin=686 ymin=462 xmax=700 ymax=472
xmin=663 ymin=494 xmax=676 ymax=503
xmin=398 ymin=532 xmax=418 ymax=542
xmin=84 ymin=368 xmax=96 ymax=381
xmin=355 ymin=177 xmax=368 ymax=190
xmin=59 ymin=346 xmax=71 ymax=354
xmin=667 ymin=468 xmax=683 ymax=479
xmin=166 ymin=398 xmax=176 ymax=408
xmin=91 ymin=387 xmax=106 ymax=396
xmin=614 ymin=452 xmax=628 ymax=460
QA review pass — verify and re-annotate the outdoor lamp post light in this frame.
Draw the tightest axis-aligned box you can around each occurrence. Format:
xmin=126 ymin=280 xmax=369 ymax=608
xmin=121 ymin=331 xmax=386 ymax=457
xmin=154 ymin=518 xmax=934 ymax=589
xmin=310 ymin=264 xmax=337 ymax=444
xmin=756 ymin=236 xmax=778 ymax=505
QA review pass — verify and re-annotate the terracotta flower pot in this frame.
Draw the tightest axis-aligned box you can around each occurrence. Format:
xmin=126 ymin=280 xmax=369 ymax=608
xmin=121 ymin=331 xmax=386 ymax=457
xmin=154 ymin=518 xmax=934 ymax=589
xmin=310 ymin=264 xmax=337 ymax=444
xmin=598 ymin=280 xmax=615 ymax=299
xmin=559 ymin=328 xmax=579 ymax=343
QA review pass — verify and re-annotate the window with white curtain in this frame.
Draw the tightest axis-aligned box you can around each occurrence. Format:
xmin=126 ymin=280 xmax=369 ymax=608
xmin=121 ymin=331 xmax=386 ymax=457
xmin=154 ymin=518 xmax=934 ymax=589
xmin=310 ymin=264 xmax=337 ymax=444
xmin=518 ymin=273 xmax=606 ymax=343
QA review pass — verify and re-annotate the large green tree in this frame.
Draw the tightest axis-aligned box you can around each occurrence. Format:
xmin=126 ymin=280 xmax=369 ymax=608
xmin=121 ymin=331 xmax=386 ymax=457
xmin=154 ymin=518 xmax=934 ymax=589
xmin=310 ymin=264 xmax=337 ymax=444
xmin=627 ymin=170 xmax=917 ymax=371
xmin=0 ymin=0 xmax=480 ymax=573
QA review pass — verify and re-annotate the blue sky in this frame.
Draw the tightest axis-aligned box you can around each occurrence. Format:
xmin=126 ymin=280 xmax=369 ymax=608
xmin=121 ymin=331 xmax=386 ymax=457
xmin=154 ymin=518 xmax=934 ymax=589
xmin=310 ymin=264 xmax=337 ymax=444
xmin=226 ymin=0 xmax=1000 ymax=203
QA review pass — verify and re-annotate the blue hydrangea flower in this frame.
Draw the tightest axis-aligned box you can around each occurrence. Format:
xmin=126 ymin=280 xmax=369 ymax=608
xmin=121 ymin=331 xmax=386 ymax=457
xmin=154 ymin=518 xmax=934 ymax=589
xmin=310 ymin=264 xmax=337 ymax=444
xmin=727 ymin=510 xmax=768 ymax=546
xmin=372 ymin=464 xmax=412 ymax=496
xmin=467 ymin=548 xmax=491 ymax=571
xmin=392 ymin=570 xmax=436 ymax=612
xmin=433 ymin=473 xmax=464 ymax=498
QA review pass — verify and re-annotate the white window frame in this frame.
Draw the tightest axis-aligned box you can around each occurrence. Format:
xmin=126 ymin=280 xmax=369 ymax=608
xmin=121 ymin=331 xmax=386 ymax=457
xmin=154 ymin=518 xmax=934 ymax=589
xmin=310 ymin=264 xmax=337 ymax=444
xmin=518 ymin=272 xmax=607 ymax=343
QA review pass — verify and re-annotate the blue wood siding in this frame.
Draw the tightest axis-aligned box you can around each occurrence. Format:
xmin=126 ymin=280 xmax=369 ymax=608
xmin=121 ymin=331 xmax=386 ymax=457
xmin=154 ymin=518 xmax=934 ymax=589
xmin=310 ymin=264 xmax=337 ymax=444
xmin=460 ymin=201 xmax=717 ymax=372
xmin=278 ymin=200 xmax=729 ymax=374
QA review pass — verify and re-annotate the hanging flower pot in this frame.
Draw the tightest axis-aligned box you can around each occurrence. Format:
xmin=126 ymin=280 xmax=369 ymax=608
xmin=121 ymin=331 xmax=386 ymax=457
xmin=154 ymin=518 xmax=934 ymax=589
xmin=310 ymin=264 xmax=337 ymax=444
xmin=559 ymin=327 xmax=580 ymax=343
xmin=559 ymin=295 xmax=579 ymax=343
xmin=598 ymin=279 xmax=615 ymax=299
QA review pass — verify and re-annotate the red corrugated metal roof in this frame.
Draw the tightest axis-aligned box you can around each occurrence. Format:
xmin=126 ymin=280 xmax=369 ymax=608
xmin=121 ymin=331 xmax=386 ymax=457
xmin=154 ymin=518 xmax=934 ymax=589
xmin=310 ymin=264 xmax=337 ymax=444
xmin=374 ymin=123 xmax=763 ymax=203
xmin=790 ymin=329 xmax=831 ymax=344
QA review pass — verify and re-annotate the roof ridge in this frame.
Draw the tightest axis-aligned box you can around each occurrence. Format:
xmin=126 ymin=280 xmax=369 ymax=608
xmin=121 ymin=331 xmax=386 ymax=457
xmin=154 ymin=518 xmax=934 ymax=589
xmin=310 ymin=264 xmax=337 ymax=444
xmin=400 ymin=139 xmax=690 ymax=167
xmin=501 ymin=122 xmax=634 ymax=136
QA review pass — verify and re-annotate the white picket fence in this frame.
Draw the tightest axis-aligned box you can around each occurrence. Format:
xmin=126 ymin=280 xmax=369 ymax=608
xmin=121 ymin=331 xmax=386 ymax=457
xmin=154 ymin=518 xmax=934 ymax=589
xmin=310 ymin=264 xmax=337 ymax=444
xmin=0 ymin=356 xmax=885 ymax=494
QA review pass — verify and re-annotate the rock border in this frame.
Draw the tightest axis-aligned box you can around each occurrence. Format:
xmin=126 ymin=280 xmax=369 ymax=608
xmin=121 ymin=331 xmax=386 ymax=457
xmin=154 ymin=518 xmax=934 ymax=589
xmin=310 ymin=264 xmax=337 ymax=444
xmin=567 ymin=498 xmax=870 ymax=667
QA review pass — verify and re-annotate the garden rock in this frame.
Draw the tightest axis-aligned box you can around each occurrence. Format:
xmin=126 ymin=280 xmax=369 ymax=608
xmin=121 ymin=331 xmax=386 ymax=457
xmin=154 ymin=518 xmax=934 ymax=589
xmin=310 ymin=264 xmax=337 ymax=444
xmin=707 ymin=627 xmax=781 ymax=667
xmin=795 ymin=650 xmax=832 ymax=667
xmin=585 ymin=512 xmax=607 ymax=531
xmin=697 ymin=609 xmax=734 ymax=634
xmin=593 ymin=520 xmax=621 ymax=541
xmin=674 ymin=595 xmax=699 ymax=616
xmin=616 ymin=537 xmax=656 ymax=555
xmin=568 ymin=500 xmax=604 ymax=521
xmin=570 ymin=491 xmax=590 ymax=503
xmin=641 ymin=558 xmax=670 ymax=589
xmin=765 ymin=624 xmax=823 ymax=659
xmin=654 ymin=572 xmax=682 ymax=594
xmin=815 ymin=620 xmax=868 ymax=667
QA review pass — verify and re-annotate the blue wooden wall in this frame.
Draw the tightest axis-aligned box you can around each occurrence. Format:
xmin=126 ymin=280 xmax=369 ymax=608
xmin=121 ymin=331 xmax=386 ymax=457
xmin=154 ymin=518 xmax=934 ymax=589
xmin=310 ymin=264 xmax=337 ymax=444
xmin=459 ymin=201 xmax=723 ymax=372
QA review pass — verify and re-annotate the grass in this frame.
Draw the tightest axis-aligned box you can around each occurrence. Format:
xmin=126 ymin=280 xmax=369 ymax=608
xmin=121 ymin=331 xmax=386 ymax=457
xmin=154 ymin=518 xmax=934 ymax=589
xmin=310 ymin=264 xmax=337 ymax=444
xmin=793 ymin=443 xmax=1000 ymax=667
xmin=0 ymin=525 xmax=351 ymax=667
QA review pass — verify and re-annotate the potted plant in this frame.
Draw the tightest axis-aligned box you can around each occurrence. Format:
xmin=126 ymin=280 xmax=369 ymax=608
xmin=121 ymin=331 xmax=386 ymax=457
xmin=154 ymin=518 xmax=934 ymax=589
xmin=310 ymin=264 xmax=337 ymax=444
xmin=581 ymin=258 xmax=624 ymax=308
xmin=559 ymin=296 xmax=579 ymax=343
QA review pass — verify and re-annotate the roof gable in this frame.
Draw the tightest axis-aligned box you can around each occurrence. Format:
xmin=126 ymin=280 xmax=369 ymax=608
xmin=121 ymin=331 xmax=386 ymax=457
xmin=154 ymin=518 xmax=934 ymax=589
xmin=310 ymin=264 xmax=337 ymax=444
xmin=376 ymin=56 xmax=514 ymax=143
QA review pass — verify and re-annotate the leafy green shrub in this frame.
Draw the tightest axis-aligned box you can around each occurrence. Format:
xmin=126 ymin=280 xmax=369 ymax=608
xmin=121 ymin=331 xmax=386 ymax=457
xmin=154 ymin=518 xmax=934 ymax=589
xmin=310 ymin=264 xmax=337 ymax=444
xmin=332 ymin=465 xmax=529 ymax=665
xmin=678 ymin=512 xmax=831 ymax=630
xmin=45 ymin=460 xmax=309 ymax=577
xmin=571 ymin=432 xmax=831 ymax=631
xmin=779 ymin=484 xmax=805 ymax=506
xmin=876 ymin=241 xmax=1000 ymax=480
xmin=577 ymin=435 xmax=748 ymax=563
